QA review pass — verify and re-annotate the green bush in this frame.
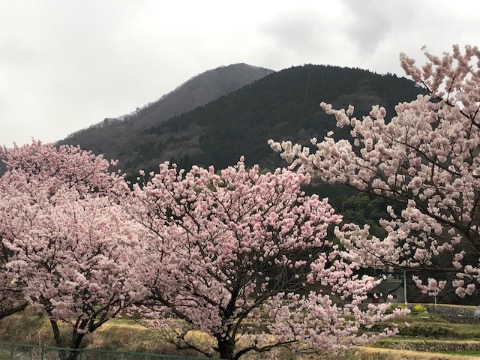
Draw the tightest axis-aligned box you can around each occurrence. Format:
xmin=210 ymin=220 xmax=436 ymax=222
xmin=411 ymin=304 xmax=426 ymax=314
xmin=397 ymin=323 xmax=453 ymax=338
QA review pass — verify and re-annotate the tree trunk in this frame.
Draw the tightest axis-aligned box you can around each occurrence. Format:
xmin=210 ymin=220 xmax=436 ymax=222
xmin=49 ymin=320 xmax=70 ymax=360
xmin=217 ymin=336 xmax=236 ymax=360
xmin=70 ymin=330 xmax=85 ymax=356
xmin=49 ymin=321 xmax=85 ymax=360
xmin=50 ymin=320 xmax=62 ymax=348
xmin=59 ymin=349 xmax=81 ymax=360
xmin=59 ymin=328 xmax=85 ymax=360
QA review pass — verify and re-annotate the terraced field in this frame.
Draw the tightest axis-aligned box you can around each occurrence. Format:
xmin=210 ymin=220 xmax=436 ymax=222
xmin=1 ymin=305 xmax=480 ymax=359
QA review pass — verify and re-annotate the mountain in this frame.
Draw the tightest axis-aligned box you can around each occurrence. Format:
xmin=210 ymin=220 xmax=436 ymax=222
xmin=61 ymin=64 xmax=426 ymax=177
xmin=61 ymin=63 xmax=274 ymax=164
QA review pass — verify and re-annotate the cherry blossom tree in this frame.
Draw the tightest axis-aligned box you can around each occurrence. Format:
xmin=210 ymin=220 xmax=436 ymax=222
xmin=5 ymin=187 xmax=141 ymax=357
xmin=0 ymin=141 xmax=139 ymax=357
xmin=128 ymin=159 xmax=404 ymax=360
xmin=0 ymin=184 xmax=29 ymax=319
xmin=0 ymin=140 xmax=125 ymax=196
xmin=269 ymin=44 xmax=480 ymax=298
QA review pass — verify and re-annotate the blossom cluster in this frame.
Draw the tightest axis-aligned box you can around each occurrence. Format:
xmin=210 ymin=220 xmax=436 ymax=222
xmin=270 ymin=45 xmax=480 ymax=298
xmin=126 ymin=159 xmax=405 ymax=358
xmin=0 ymin=141 xmax=142 ymax=349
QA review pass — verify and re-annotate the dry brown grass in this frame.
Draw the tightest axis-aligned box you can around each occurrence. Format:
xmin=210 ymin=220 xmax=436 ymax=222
xmin=355 ymin=347 xmax=480 ymax=360
xmin=1 ymin=311 xmax=479 ymax=359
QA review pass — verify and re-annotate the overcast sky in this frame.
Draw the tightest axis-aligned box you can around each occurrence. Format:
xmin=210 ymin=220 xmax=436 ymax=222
xmin=1 ymin=0 xmax=479 ymax=146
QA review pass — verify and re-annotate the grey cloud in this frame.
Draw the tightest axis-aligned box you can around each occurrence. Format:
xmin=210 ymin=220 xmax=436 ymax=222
xmin=259 ymin=9 xmax=345 ymax=63
xmin=2 ymin=0 xmax=480 ymax=146
xmin=341 ymin=0 xmax=416 ymax=53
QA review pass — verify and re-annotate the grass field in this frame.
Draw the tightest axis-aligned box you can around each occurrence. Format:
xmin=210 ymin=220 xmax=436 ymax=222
xmin=1 ymin=305 xmax=480 ymax=359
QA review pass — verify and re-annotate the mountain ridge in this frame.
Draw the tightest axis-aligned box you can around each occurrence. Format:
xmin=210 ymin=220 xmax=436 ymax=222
xmin=62 ymin=63 xmax=274 ymax=162
xmin=61 ymin=63 xmax=426 ymax=176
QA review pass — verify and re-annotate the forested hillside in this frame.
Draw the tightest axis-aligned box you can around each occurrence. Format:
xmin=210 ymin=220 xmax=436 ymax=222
xmin=60 ymin=63 xmax=273 ymax=167
xmin=61 ymin=64 xmax=426 ymax=177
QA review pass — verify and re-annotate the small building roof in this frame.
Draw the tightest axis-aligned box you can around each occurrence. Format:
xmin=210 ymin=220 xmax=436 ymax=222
xmin=367 ymin=280 xmax=403 ymax=294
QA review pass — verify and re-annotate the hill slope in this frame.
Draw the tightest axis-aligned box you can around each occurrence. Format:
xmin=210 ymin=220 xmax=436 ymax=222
xmin=61 ymin=63 xmax=274 ymax=163
xmin=121 ymin=65 xmax=426 ymax=174
xmin=62 ymin=64 xmax=426 ymax=176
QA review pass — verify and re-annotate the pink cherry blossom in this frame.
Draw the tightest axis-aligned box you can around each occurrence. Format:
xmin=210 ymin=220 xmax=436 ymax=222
xmin=270 ymin=45 xmax=480 ymax=298
xmin=127 ymin=160 xmax=405 ymax=359
xmin=0 ymin=141 xmax=141 ymax=355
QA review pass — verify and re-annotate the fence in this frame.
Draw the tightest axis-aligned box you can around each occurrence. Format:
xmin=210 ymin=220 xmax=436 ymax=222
xmin=0 ymin=342 xmax=215 ymax=360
